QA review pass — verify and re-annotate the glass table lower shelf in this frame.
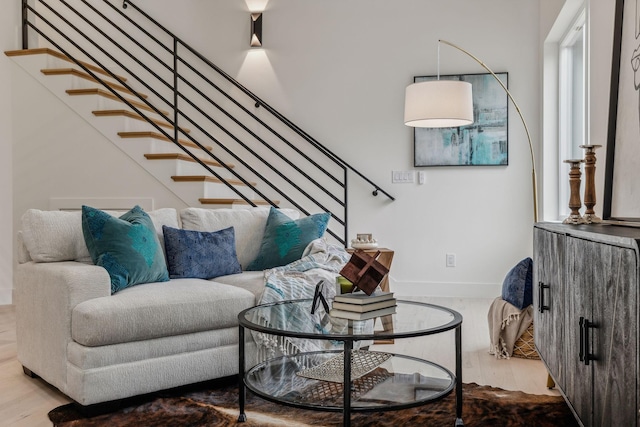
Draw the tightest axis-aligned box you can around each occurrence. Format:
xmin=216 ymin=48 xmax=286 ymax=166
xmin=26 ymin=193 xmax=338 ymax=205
xmin=244 ymin=350 xmax=454 ymax=412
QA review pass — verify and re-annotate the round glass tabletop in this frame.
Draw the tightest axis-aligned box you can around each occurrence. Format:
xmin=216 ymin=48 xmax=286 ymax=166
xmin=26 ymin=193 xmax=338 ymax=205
xmin=239 ymin=299 xmax=462 ymax=341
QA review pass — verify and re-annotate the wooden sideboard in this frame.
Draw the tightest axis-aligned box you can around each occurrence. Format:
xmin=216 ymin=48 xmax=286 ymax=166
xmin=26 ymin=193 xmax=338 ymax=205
xmin=534 ymin=223 xmax=640 ymax=426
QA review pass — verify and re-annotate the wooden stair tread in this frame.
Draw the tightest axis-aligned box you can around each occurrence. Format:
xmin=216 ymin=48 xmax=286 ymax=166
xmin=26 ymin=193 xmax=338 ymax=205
xmin=144 ymin=153 xmax=232 ymax=168
xmin=42 ymin=68 xmax=147 ymax=98
xmin=93 ymin=110 xmax=190 ymax=133
xmin=118 ymin=131 xmax=212 ymax=151
xmin=172 ymin=176 xmax=256 ymax=186
xmin=199 ymin=198 xmax=277 ymax=206
xmin=5 ymin=48 xmax=127 ymax=81
xmin=67 ymin=89 xmax=168 ymax=115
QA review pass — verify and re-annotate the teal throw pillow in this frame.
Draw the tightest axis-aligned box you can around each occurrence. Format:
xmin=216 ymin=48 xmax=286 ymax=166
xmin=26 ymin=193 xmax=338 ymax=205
xmin=163 ymin=225 xmax=242 ymax=279
xmin=82 ymin=205 xmax=169 ymax=294
xmin=246 ymin=207 xmax=330 ymax=271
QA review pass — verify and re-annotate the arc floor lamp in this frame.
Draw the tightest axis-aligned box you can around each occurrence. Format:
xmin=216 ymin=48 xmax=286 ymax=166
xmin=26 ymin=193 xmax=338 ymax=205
xmin=404 ymin=39 xmax=539 ymax=223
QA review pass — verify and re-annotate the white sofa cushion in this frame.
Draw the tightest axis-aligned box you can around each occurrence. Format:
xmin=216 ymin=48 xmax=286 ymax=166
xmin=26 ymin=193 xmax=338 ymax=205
xmin=179 ymin=207 xmax=299 ymax=269
xmin=213 ymin=270 xmax=266 ymax=303
xmin=21 ymin=208 xmax=179 ymax=263
xmin=71 ymin=278 xmax=255 ymax=347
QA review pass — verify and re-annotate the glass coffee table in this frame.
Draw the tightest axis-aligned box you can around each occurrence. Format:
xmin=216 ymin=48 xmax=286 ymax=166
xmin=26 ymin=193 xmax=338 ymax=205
xmin=237 ymin=299 xmax=463 ymax=427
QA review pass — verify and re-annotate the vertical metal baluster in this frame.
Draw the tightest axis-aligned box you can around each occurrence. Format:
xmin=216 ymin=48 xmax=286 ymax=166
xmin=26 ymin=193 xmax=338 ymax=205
xmin=22 ymin=0 xmax=29 ymax=49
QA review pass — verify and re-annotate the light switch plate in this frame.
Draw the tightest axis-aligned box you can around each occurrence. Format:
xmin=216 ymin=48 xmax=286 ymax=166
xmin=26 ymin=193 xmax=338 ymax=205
xmin=392 ymin=170 xmax=415 ymax=183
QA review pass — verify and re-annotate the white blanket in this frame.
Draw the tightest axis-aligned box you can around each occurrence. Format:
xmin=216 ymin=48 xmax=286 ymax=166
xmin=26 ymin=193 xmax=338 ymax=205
xmin=250 ymin=238 xmax=371 ymax=360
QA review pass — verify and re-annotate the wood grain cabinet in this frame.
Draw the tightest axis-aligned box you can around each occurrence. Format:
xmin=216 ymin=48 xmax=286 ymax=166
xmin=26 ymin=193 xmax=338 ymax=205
xmin=534 ymin=223 xmax=640 ymax=427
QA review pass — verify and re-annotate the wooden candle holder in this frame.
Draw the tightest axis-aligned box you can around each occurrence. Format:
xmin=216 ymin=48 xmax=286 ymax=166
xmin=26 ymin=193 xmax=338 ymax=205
xmin=563 ymin=159 xmax=586 ymax=225
xmin=579 ymin=144 xmax=602 ymax=223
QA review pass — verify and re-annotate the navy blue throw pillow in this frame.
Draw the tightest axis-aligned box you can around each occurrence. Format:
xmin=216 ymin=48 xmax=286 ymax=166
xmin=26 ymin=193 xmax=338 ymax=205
xmin=163 ymin=226 xmax=242 ymax=279
xmin=501 ymin=257 xmax=533 ymax=309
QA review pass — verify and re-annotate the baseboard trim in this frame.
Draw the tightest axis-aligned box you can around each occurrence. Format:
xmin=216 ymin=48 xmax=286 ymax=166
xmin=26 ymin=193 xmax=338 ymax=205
xmin=391 ymin=278 xmax=501 ymax=299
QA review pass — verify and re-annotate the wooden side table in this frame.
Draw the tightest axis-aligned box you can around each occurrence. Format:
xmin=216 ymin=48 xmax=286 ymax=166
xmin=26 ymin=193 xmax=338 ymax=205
xmin=346 ymin=248 xmax=394 ymax=343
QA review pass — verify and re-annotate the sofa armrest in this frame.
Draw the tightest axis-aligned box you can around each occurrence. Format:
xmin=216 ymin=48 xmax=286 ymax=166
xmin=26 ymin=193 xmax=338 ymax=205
xmin=14 ymin=261 xmax=110 ymax=394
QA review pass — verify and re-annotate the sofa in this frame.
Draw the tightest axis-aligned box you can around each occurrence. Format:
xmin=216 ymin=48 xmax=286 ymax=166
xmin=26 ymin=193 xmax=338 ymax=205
xmin=14 ymin=206 xmax=309 ymax=408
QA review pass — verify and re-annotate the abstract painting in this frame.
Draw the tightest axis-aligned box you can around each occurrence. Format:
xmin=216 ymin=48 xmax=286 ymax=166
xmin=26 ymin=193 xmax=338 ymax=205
xmin=413 ymin=72 xmax=508 ymax=167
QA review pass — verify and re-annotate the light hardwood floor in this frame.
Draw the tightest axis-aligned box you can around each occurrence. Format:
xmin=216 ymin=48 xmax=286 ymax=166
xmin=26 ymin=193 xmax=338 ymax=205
xmin=0 ymin=297 xmax=558 ymax=426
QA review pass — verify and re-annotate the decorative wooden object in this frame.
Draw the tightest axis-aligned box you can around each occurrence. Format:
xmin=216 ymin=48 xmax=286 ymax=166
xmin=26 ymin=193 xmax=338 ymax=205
xmin=563 ymin=159 xmax=586 ymax=225
xmin=346 ymin=248 xmax=394 ymax=293
xmin=579 ymin=144 xmax=602 ymax=224
xmin=339 ymin=250 xmax=389 ymax=296
xmin=345 ymin=248 xmax=395 ymax=344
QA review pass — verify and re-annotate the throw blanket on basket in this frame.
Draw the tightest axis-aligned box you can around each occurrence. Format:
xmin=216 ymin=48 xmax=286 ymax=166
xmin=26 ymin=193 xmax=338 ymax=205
xmin=488 ymin=296 xmax=533 ymax=359
xmin=249 ymin=238 xmax=372 ymax=361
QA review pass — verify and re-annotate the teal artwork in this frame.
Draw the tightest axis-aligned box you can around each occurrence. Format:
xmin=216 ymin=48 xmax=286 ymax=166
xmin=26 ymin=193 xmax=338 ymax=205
xmin=81 ymin=205 xmax=169 ymax=294
xmin=414 ymin=72 xmax=508 ymax=166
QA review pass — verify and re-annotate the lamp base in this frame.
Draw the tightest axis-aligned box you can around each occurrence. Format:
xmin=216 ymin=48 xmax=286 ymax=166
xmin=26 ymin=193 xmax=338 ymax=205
xmin=583 ymin=214 xmax=602 ymax=224
xmin=563 ymin=214 xmax=586 ymax=225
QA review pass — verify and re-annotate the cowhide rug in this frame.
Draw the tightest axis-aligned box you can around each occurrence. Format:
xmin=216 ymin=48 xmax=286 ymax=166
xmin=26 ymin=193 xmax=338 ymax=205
xmin=49 ymin=376 xmax=578 ymax=427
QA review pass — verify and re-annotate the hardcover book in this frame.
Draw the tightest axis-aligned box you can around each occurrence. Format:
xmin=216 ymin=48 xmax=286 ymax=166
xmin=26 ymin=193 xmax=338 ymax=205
xmin=329 ymin=305 xmax=397 ymax=321
xmin=331 ymin=298 xmax=397 ymax=313
xmin=334 ymin=291 xmax=394 ymax=305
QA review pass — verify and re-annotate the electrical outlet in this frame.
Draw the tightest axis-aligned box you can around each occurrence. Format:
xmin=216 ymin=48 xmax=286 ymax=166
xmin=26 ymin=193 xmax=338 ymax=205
xmin=418 ymin=171 xmax=426 ymax=184
xmin=446 ymin=253 xmax=456 ymax=267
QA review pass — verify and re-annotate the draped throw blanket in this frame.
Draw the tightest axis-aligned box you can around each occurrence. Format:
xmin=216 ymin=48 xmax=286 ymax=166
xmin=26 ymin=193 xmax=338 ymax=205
xmin=249 ymin=239 xmax=372 ymax=361
xmin=488 ymin=296 xmax=533 ymax=359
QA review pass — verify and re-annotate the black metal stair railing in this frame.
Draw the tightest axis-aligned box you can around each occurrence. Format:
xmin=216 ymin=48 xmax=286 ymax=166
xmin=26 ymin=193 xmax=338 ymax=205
xmin=21 ymin=0 xmax=395 ymax=245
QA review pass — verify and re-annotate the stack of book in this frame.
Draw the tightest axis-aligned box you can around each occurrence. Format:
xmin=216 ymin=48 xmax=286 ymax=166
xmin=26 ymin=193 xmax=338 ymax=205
xmin=329 ymin=291 xmax=396 ymax=320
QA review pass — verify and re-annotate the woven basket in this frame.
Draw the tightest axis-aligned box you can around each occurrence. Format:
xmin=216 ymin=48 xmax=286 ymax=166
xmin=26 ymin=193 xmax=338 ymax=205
xmin=512 ymin=322 xmax=540 ymax=360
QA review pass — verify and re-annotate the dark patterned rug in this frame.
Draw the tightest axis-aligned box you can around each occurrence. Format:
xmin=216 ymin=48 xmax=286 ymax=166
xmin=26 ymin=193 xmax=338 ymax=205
xmin=49 ymin=376 xmax=578 ymax=427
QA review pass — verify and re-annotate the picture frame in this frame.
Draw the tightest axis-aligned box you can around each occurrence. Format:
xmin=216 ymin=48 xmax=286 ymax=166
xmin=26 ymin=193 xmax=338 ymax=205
xmin=413 ymin=72 xmax=509 ymax=167
xmin=603 ymin=0 xmax=640 ymax=225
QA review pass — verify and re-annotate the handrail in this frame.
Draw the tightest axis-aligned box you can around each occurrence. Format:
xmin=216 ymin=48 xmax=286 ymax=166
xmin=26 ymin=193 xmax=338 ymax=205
xmin=21 ymin=0 xmax=396 ymax=245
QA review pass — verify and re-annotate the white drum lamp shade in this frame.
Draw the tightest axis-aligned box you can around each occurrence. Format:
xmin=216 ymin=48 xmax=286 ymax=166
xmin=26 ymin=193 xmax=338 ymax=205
xmin=404 ymin=80 xmax=473 ymax=128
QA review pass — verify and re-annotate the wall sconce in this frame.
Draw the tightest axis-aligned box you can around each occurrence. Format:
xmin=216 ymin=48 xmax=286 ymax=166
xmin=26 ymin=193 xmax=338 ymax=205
xmin=250 ymin=13 xmax=263 ymax=47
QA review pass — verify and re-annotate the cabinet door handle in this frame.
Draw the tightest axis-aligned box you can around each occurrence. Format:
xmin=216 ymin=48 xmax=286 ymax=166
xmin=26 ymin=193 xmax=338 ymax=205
xmin=583 ymin=318 xmax=596 ymax=366
xmin=579 ymin=317 xmax=585 ymax=362
xmin=579 ymin=317 xmax=597 ymax=366
xmin=538 ymin=282 xmax=550 ymax=313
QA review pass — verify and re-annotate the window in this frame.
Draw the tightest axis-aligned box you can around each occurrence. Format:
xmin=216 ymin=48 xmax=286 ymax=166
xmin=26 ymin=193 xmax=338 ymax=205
xmin=557 ymin=9 xmax=587 ymax=218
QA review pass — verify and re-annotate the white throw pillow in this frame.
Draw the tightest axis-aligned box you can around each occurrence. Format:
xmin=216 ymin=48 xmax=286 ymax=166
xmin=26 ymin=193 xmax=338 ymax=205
xmin=21 ymin=208 xmax=179 ymax=263
xmin=179 ymin=207 xmax=300 ymax=269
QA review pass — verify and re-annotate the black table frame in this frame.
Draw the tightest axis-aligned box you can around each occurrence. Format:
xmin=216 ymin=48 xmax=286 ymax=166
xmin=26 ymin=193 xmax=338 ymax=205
xmin=237 ymin=299 xmax=464 ymax=426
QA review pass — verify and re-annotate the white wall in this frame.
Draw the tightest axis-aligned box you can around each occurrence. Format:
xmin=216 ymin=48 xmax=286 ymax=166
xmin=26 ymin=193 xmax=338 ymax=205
xmin=0 ymin=2 xmax=19 ymax=305
xmin=11 ymin=0 xmax=554 ymax=299
xmin=134 ymin=0 xmax=543 ymax=296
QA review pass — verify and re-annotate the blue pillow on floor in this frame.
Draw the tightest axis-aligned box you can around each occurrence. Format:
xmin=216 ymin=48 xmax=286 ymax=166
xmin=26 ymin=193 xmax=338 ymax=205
xmin=501 ymin=257 xmax=533 ymax=309
xmin=246 ymin=207 xmax=330 ymax=271
xmin=163 ymin=225 xmax=242 ymax=279
xmin=82 ymin=205 xmax=169 ymax=294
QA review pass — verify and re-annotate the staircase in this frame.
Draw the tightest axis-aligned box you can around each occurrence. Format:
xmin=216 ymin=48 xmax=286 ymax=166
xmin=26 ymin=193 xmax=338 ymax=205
xmin=7 ymin=48 xmax=263 ymax=208
xmin=10 ymin=0 xmax=394 ymax=245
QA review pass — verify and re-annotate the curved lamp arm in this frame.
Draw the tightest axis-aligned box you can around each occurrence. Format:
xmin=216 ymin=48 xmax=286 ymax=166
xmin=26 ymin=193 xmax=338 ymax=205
xmin=439 ymin=39 xmax=539 ymax=223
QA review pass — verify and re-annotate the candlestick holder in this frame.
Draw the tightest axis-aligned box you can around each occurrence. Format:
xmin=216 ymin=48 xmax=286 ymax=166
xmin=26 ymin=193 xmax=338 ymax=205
xmin=563 ymin=159 xmax=586 ymax=225
xmin=579 ymin=144 xmax=602 ymax=223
